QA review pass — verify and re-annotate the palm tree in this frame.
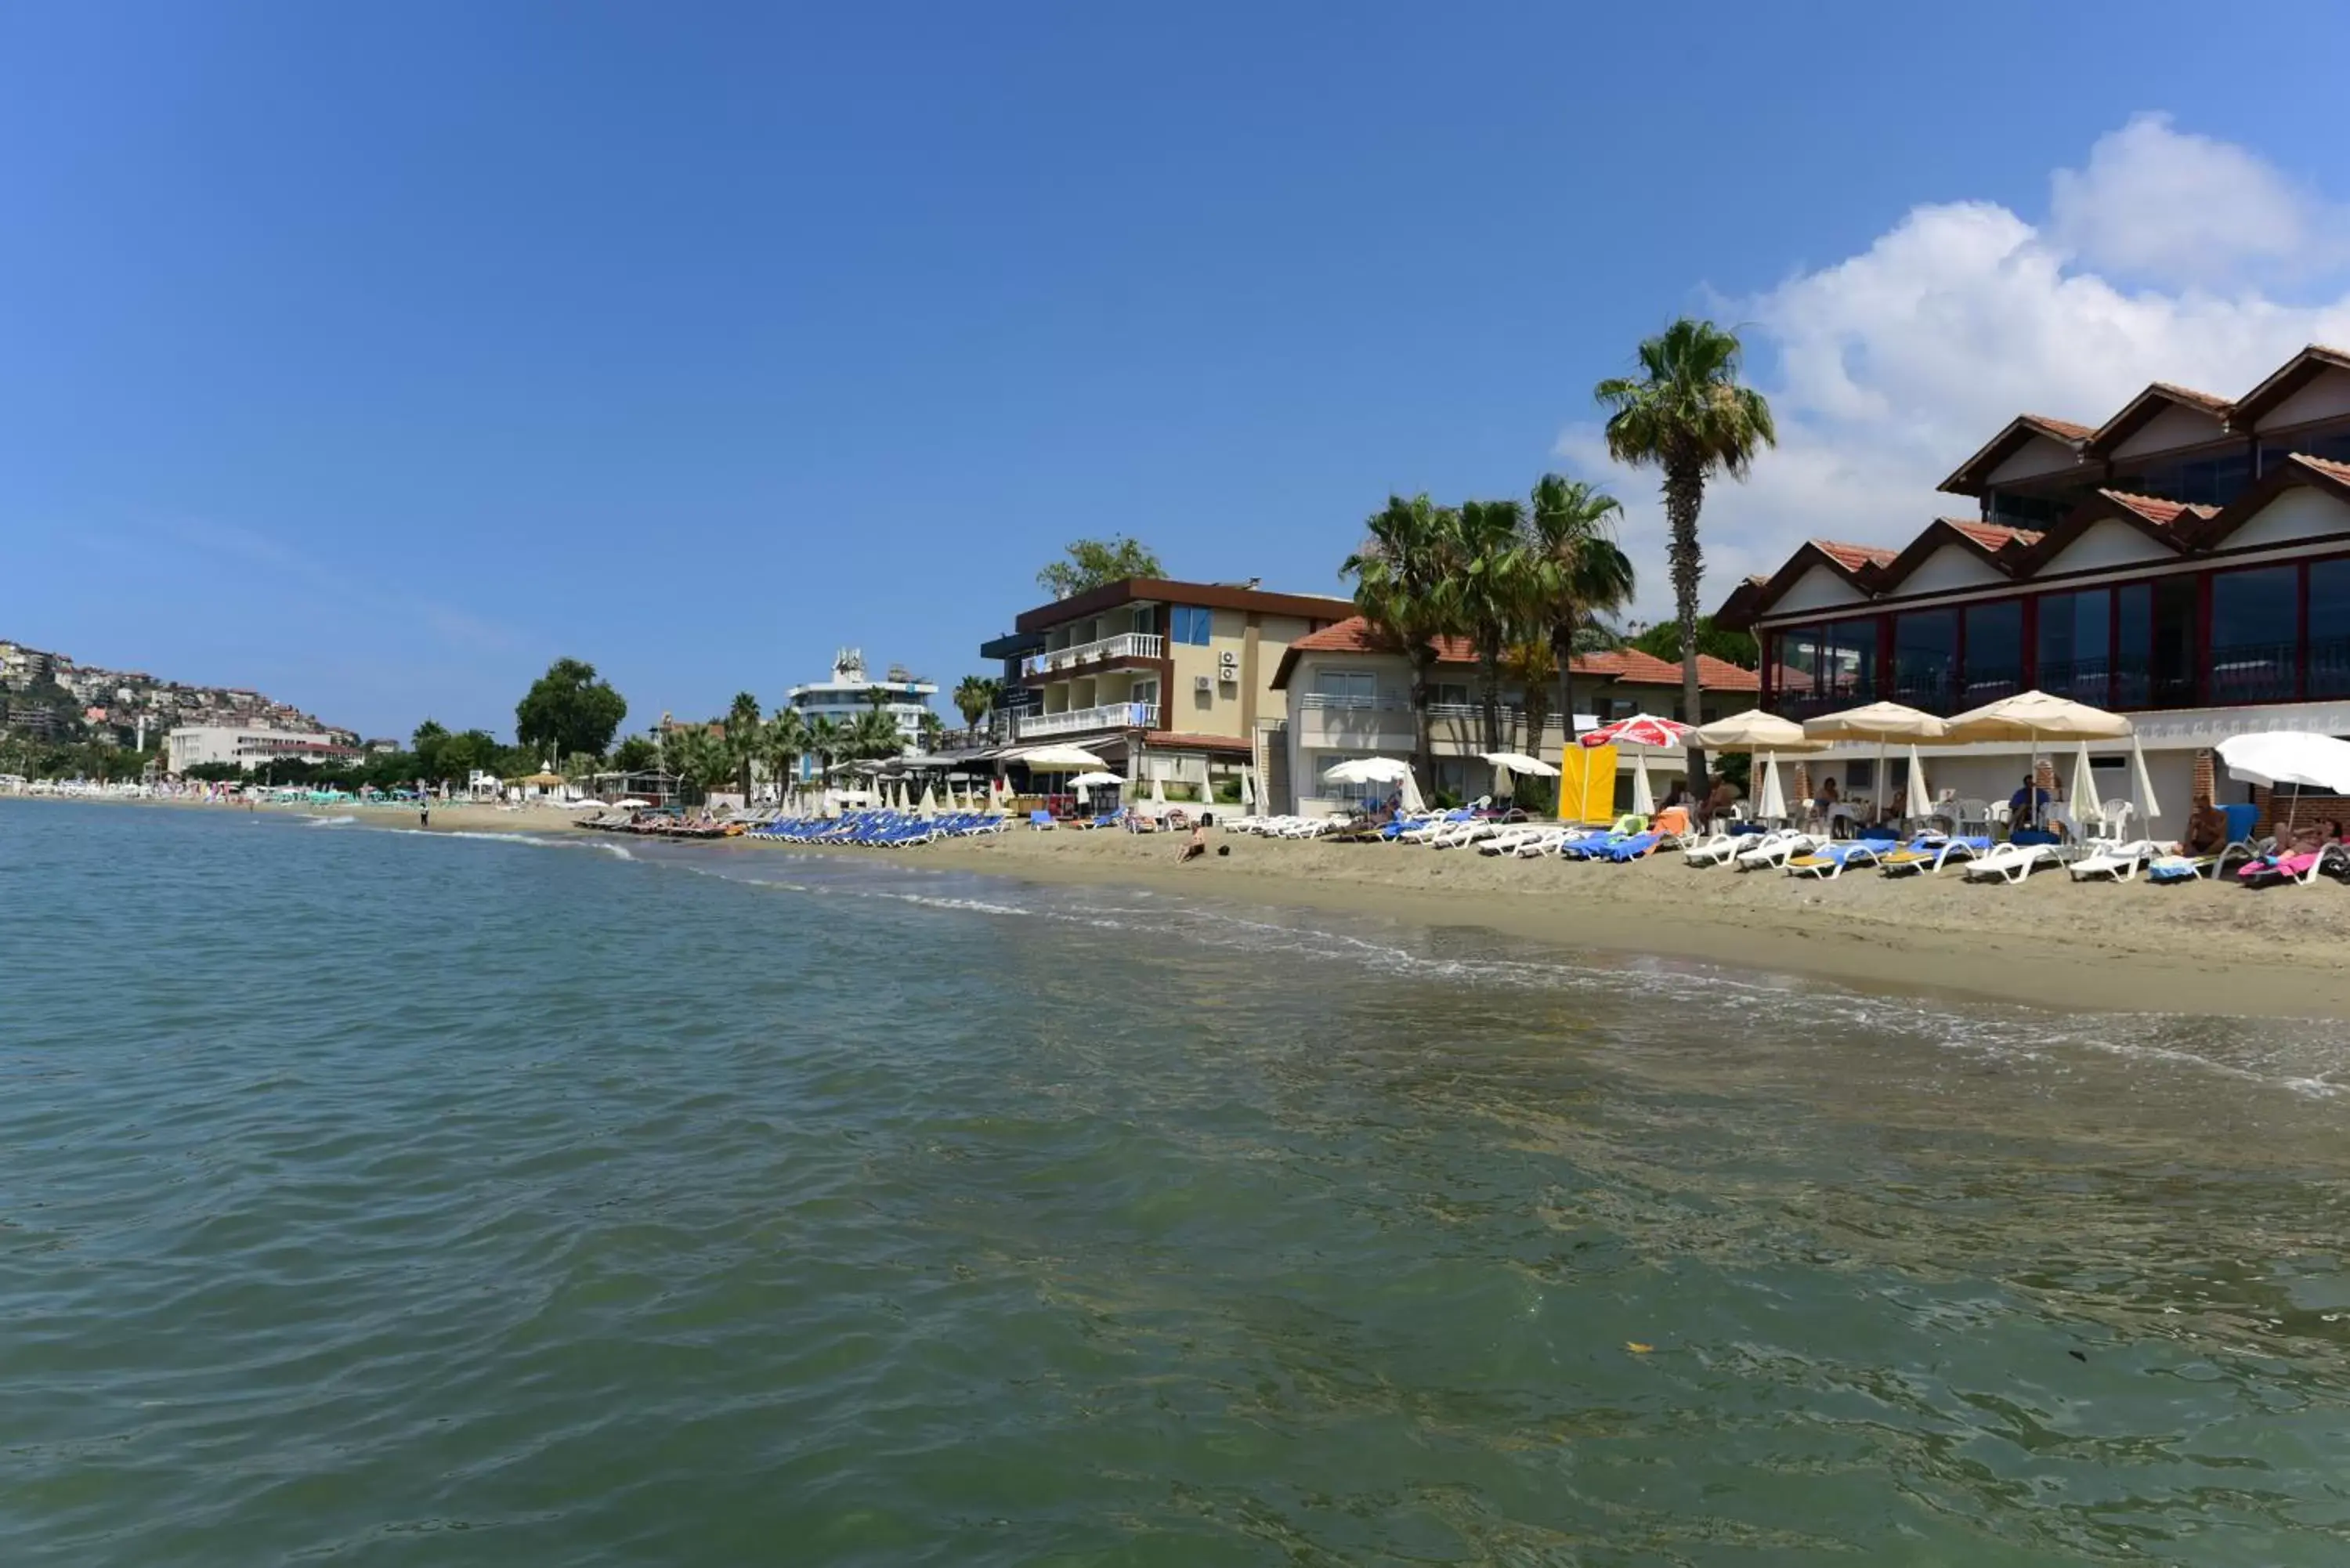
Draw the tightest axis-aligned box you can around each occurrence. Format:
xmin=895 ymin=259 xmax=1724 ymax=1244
xmin=1501 ymin=638 xmax=1556 ymax=756
xmin=1525 ymin=473 xmax=1636 ymax=750
xmin=848 ymin=706 xmax=902 ymax=761
xmin=726 ymin=691 xmax=764 ymax=800
xmin=765 ymin=707 xmax=809 ymax=804
xmin=1596 ymin=318 xmax=1776 ymax=790
xmin=1444 ymin=498 xmax=1529 ymax=753
xmin=660 ymin=722 xmax=718 ymax=804
xmin=805 ymin=714 xmax=841 ymax=786
xmin=916 ymin=710 xmax=945 ymax=753
xmin=1341 ymin=494 xmax=1457 ymax=797
xmin=952 ymin=675 xmax=996 ymax=739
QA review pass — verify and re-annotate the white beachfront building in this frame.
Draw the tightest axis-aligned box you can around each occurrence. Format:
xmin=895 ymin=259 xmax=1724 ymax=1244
xmin=1719 ymin=344 xmax=2350 ymax=839
xmin=783 ymin=649 xmax=937 ymax=782
xmin=165 ymin=724 xmax=362 ymax=773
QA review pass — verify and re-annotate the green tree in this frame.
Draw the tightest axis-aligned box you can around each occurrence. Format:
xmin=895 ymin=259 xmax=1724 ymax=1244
xmin=1526 ymin=473 xmax=1637 ymax=745
xmin=764 ymin=708 xmax=809 ymax=800
xmin=515 ymin=658 xmax=628 ymax=761
xmin=1444 ymin=498 xmax=1529 ymax=753
xmin=610 ymin=735 xmax=659 ymax=774
xmin=726 ymin=691 xmax=765 ymax=800
xmin=1627 ymin=615 xmax=1759 ymax=670
xmin=916 ymin=710 xmax=944 ymax=752
xmin=805 ymin=714 xmax=842 ymax=783
xmin=1341 ymin=495 xmax=1457 ymax=797
xmin=1596 ymin=318 xmax=1777 ymax=785
xmin=952 ymin=674 xmax=997 ymax=739
xmin=847 ymin=706 xmax=903 ymax=761
xmin=1036 ymin=536 xmax=1163 ymax=600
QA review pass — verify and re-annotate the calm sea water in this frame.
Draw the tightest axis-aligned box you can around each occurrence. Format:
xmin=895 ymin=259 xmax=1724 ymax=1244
xmin=9 ymin=801 xmax=2350 ymax=1566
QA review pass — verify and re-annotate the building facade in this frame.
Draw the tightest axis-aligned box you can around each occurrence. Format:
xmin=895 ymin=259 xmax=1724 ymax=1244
xmin=1271 ymin=617 xmax=1760 ymax=813
xmin=166 ymin=725 xmax=363 ymax=772
xmin=1719 ymin=344 xmax=2350 ymax=837
xmin=1000 ymin=576 xmax=1354 ymax=794
xmin=783 ymin=649 xmax=938 ymax=779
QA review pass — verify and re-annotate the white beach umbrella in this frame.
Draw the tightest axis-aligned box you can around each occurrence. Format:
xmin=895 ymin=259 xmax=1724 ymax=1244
xmin=1803 ymin=702 xmax=1949 ymax=819
xmin=1904 ymin=745 xmax=1931 ymax=824
xmin=1239 ymin=767 xmax=1256 ymax=809
xmin=1479 ymin=750 xmax=1559 ymax=777
xmin=2068 ymin=742 xmax=2102 ymax=833
xmin=1322 ymin=756 xmax=1414 ymax=785
xmin=1629 ymin=750 xmax=1654 ymax=818
xmin=2216 ymin=731 xmax=2350 ymax=793
xmin=1398 ymin=766 xmax=1425 ymax=815
xmin=1689 ymin=710 xmax=1819 ymax=751
xmin=1149 ymin=774 xmax=1167 ymax=815
xmin=1014 ymin=743 xmax=1108 ymax=770
xmin=1943 ymin=690 xmax=2131 ymax=831
xmin=1756 ymin=752 xmax=1789 ymax=823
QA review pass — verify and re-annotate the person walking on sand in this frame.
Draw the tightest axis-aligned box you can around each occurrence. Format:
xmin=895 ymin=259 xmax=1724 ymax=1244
xmin=420 ymin=804 xmax=430 ymax=829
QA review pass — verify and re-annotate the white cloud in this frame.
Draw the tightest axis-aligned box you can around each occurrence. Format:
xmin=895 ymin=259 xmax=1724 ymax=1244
xmin=2050 ymin=113 xmax=2337 ymax=284
xmin=1558 ymin=117 xmax=2350 ymax=626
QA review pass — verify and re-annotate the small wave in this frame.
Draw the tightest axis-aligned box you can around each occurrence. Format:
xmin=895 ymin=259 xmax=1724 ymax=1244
xmin=303 ymin=815 xmax=358 ymax=827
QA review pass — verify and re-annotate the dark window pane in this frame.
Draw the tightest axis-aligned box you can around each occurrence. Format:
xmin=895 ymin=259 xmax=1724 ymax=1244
xmin=2312 ymin=560 xmax=2350 ymax=699
xmin=1962 ymin=601 xmax=2023 ymax=703
xmin=1835 ymin=619 xmax=1878 ymax=703
xmin=2211 ymin=566 xmax=2300 ymax=703
xmin=2153 ymin=576 xmax=2197 ymax=708
xmin=2115 ymin=584 xmax=2152 ymax=707
xmin=1892 ymin=610 xmax=1958 ymax=712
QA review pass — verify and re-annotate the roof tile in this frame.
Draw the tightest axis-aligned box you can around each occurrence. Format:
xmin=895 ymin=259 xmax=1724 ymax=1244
xmin=1811 ymin=539 xmax=1899 ymax=574
xmin=1284 ymin=616 xmax=1758 ymax=691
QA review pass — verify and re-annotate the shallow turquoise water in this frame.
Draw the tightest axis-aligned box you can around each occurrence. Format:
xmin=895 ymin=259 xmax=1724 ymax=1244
xmin=8 ymin=800 xmax=2350 ymax=1565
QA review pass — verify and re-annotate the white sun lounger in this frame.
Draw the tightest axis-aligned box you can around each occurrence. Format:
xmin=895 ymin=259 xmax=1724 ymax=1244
xmin=1731 ymin=831 xmax=1821 ymax=872
xmin=1961 ymin=841 xmax=2066 ymax=883
xmin=2068 ymin=839 xmax=2163 ymax=882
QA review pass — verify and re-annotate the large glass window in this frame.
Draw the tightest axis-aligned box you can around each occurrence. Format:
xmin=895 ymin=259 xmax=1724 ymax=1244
xmin=1961 ymin=602 xmax=2024 ymax=703
xmin=2311 ymin=558 xmax=2350 ymax=699
xmin=2113 ymin=584 xmax=2152 ymax=707
xmin=2127 ymin=451 xmax=2252 ymax=507
xmin=1767 ymin=620 xmax=1875 ymax=713
xmin=1313 ymin=669 xmax=1376 ymax=706
xmin=2211 ymin=566 xmax=2300 ymax=703
xmin=2037 ymin=589 xmax=2112 ymax=704
xmin=1891 ymin=610 xmax=1958 ymax=710
xmin=1170 ymin=605 xmax=1213 ymax=645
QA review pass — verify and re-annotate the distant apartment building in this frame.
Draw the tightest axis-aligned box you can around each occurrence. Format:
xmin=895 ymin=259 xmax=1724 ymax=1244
xmin=992 ymin=576 xmax=1354 ymax=793
xmin=0 ymin=641 xmax=55 ymax=688
xmin=782 ymin=649 xmax=938 ymax=780
xmin=166 ymin=725 xmax=363 ymax=773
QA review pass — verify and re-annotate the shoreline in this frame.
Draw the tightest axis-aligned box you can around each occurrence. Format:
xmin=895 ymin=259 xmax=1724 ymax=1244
xmin=16 ymin=793 xmax=2350 ymax=1019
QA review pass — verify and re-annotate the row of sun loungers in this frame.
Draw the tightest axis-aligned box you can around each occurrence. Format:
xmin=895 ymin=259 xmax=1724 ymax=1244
xmin=746 ymin=809 xmax=1009 ymax=848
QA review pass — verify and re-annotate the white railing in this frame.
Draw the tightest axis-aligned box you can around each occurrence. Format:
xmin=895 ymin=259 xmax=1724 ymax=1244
xmin=1014 ymin=701 xmax=1161 ymax=739
xmin=1022 ymin=632 xmax=1165 ymax=677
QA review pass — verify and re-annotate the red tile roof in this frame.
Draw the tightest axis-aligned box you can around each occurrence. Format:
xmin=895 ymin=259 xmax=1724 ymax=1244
xmin=2298 ymin=454 xmax=2350 ymax=483
xmin=1811 ymin=540 xmax=1899 ymax=574
xmin=2150 ymin=381 xmax=2232 ymax=414
xmin=2100 ymin=490 xmax=2211 ymax=528
xmin=1279 ymin=617 xmax=1759 ymax=691
xmin=2021 ymin=413 xmax=2096 ymax=440
xmin=1943 ymin=519 xmax=2042 ymax=550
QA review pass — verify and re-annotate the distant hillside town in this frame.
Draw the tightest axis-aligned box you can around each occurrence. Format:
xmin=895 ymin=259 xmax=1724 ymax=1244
xmin=0 ymin=636 xmax=356 ymax=751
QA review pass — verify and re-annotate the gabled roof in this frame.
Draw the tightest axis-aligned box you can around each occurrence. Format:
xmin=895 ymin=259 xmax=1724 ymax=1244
xmin=2189 ymin=453 xmax=2350 ymax=550
xmin=1870 ymin=517 xmax=2041 ymax=593
xmin=1267 ymin=616 xmax=1759 ymax=692
xmin=1716 ymin=539 xmax=1894 ymax=631
xmin=1938 ymin=414 xmax=2094 ymax=497
xmin=2082 ymin=381 xmax=2232 ymax=457
xmin=2012 ymin=488 xmax=2214 ymax=573
xmin=2229 ymin=345 xmax=2350 ymax=429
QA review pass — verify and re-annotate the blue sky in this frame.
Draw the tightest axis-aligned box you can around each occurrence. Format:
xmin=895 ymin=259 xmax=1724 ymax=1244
xmin=8 ymin=4 xmax=2350 ymax=739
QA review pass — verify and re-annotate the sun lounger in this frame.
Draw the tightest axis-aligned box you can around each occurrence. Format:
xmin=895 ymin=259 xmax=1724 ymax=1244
xmin=2068 ymin=839 xmax=2163 ymax=882
xmin=1784 ymin=840 xmax=1891 ymax=879
xmin=1731 ymin=831 xmax=1820 ymax=872
xmin=1595 ymin=830 xmax=1676 ymax=862
xmin=2237 ymin=844 xmax=2350 ymax=887
xmin=1876 ymin=835 xmax=1992 ymax=876
xmin=1029 ymin=810 xmax=1057 ymax=830
xmin=1961 ymin=836 xmax=2068 ymax=883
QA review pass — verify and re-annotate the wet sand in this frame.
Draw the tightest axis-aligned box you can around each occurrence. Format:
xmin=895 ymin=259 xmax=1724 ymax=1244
xmin=845 ymin=824 xmax=2350 ymax=1021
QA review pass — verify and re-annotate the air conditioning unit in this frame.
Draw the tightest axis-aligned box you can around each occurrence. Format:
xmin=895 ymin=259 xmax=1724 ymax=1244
xmin=1192 ymin=674 xmax=1213 ymax=692
xmin=1217 ymin=649 xmax=1239 ymax=670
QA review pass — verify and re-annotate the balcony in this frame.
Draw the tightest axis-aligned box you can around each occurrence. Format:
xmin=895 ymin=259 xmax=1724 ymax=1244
xmin=1013 ymin=701 xmax=1160 ymax=739
xmin=1022 ymin=633 xmax=1165 ymax=679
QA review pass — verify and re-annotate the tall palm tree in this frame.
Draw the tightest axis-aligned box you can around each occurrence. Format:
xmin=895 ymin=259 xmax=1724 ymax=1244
xmin=1596 ymin=318 xmax=1776 ymax=790
xmin=805 ymin=714 xmax=841 ymax=785
xmin=1525 ymin=472 xmax=1636 ymax=749
xmin=726 ymin=691 xmax=764 ymax=800
xmin=1341 ymin=494 xmax=1457 ymax=796
xmin=952 ymin=675 xmax=996 ymax=740
xmin=848 ymin=706 xmax=902 ymax=761
xmin=765 ymin=707 xmax=810 ymax=803
xmin=1501 ymin=638 xmax=1556 ymax=757
xmin=1444 ymin=498 xmax=1529 ymax=754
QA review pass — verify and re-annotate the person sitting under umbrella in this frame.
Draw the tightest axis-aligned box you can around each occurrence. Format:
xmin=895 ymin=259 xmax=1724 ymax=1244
xmin=2183 ymin=793 xmax=2229 ymax=856
xmin=2008 ymin=775 xmax=2051 ymax=830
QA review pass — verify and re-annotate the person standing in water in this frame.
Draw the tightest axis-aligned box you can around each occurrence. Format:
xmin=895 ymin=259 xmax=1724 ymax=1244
xmin=420 ymin=803 xmax=430 ymax=829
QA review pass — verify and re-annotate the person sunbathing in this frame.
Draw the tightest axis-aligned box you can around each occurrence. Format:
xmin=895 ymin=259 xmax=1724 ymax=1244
xmin=2182 ymin=794 xmax=2228 ymax=856
xmin=1177 ymin=824 xmax=1207 ymax=863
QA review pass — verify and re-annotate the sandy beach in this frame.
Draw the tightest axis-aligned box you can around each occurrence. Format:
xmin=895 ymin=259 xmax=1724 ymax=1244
xmin=819 ymin=822 xmax=2350 ymax=1021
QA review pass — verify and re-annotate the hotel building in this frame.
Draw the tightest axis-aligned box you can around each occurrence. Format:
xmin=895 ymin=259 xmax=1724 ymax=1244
xmin=166 ymin=724 xmax=363 ymax=772
xmin=988 ymin=577 xmax=1355 ymax=795
xmin=1271 ymin=617 xmax=1759 ymax=813
xmin=1719 ymin=345 xmax=2350 ymax=836
xmin=783 ymin=649 xmax=937 ymax=779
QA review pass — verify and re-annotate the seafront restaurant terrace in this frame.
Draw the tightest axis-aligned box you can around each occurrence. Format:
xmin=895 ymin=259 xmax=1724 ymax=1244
xmin=1718 ymin=345 xmax=2350 ymax=838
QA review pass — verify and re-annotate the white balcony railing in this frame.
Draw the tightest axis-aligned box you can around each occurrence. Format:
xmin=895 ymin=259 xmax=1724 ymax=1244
xmin=1014 ymin=701 xmax=1160 ymax=739
xmin=1022 ymin=632 xmax=1165 ymax=678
